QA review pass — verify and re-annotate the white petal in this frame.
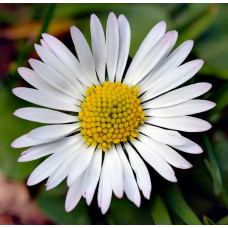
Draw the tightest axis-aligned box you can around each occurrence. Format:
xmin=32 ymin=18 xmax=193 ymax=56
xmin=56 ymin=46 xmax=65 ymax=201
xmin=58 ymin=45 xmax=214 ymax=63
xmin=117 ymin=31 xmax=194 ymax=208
xmin=14 ymin=107 xmax=78 ymax=124
xmin=139 ymin=124 xmax=188 ymax=146
xmin=65 ymin=174 xmax=84 ymax=212
xmin=13 ymin=87 xmax=80 ymax=112
xmin=106 ymin=12 xmax=119 ymax=83
xmin=139 ymin=40 xmax=193 ymax=90
xmin=146 ymin=116 xmax=212 ymax=132
xmin=98 ymin=154 xmax=112 ymax=214
xmin=139 ymin=134 xmax=192 ymax=169
xmin=42 ymin=33 xmax=91 ymax=87
xmin=67 ymin=146 xmax=94 ymax=186
xmin=90 ymin=14 xmax=106 ymax=84
xmin=115 ymin=14 xmax=131 ymax=82
xmin=132 ymin=139 xmax=177 ymax=182
xmin=116 ymin=144 xmax=141 ymax=207
xmin=11 ymin=133 xmax=54 ymax=148
xmin=123 ymin=21 xmax=166 ymax=84
xmin=141 ymin=59 xmax=204 ymax=101
xmin=19 ymin=147 xmax=52 ymax=162
xmin=29 ymin=59 xmax=79 ymax=99
xmin=46 ymin=148 xmax=77 ymax=190
xmin=28 ymin=123 xmax=80 ymax=140
xmin=124 ymin=142 xmax=151 ymax=199
xmin=83 ymin=148 xmax=102 ymax=205
xmin=106 ymin=146 xmax=124 ymax=198
xmin=17 ymin=67 xmax=77 ymax=104
xmin=146 ymin=99 xmax=216 ymax=117
xmin=70 ymin=26 xmax=99 ymax=86
xmin=142 ymin=82 xmax=212 ymax=109
xmin=129 ymin=31 xmax=178 ymax=86
xmin=18 ymin=136 xmax=79 ymax=162
xmin=27 ymin=146 xmax=74 ymax=186
xmin=35 ymin=44 xmax=85 ymax=95
xmin=40 ymin=39 xmax=50 ymax=49
xmin=171 ymin=138 xmax=203 ymax=154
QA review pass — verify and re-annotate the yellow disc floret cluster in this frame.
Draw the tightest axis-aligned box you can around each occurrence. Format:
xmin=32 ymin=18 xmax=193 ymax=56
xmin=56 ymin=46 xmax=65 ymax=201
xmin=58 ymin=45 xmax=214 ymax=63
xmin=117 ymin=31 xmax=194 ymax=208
xmin=78 ymin=81 xmax=146 ymax=151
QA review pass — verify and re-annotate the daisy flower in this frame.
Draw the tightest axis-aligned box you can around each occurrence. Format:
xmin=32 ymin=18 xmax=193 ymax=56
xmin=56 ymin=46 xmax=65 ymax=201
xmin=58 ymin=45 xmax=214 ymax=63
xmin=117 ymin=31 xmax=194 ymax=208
xmin=11 ymin=12 xmax=215 ymax=214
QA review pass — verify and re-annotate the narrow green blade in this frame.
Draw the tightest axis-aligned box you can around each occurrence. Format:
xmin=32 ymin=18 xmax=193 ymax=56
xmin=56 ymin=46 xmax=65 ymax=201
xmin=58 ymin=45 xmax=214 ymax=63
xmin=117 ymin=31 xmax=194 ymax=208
xmin=151 ymin=194 xmax=172 ymax=225
xmin=203 ymin=216 xmax=215 ymax=225
xmin=165 ymin=184 xmax=202 ymax=225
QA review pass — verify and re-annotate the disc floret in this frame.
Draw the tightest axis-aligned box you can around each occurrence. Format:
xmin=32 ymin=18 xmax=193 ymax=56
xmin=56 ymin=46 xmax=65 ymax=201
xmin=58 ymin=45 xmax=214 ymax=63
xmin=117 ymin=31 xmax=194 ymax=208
xmin=79 ymin=81 xmax=146 ymax=151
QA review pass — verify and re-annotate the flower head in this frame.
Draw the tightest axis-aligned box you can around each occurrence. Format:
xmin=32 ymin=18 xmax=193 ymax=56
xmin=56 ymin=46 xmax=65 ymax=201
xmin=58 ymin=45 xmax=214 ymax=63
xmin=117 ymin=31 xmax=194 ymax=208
xmin=12 ymin=12 xmax=215 ymax=214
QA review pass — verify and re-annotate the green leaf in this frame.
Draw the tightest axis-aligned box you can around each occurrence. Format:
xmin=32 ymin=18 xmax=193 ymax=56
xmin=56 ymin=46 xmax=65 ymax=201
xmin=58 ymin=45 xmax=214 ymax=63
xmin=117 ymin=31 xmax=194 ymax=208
xmin=165 ymin=184 xmax=202 ymax=225
xmin=203 ymin=216 xmax=215 ymax=225
xmin=203 ymin=134 xmax=223 ymax=194
xmin=177 ymin=5 xmax=217 ymax=44
xmin=37 ymin=187 xmax=91 ymax=225
xmin=214 ymin=141 xmax=228 ymax=206
xmin=151 ymin=194 xmax=172 ymax=225
xmin=216 ymin=215 xmax=228 ymax=225
xmin=203 ymin=135 xmax=228 ymax=207
xmin=37 ymin=3 xmax=57 ymax=40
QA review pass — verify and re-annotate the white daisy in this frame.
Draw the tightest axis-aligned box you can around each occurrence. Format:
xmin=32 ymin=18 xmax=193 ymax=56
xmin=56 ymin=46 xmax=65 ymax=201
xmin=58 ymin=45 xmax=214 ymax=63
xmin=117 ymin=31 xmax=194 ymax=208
xmin=11 ymin=12 xmax=215 ymax=214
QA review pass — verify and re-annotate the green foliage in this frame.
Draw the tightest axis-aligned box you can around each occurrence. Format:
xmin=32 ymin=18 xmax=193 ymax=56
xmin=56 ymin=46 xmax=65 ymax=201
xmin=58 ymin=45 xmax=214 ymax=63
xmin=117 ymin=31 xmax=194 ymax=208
xmin=203 ymin=216 xmax=215 ymax=225
xmin=214 ymin=141 xmax=228 ymax=203
xmin=165 ymin=184 xmax=202 ymax=225
xmin=38 ymin=3 xmax=57 ymax=40
xmin=177 ymin=4 xmax=217 ymax=45
xmin=203 ymin=134 xmax=223 ymax=195
xmin=196 ymin=5 xmax=228 ymax=71
xmin=151 ymin=194 xmax=172 ymax=225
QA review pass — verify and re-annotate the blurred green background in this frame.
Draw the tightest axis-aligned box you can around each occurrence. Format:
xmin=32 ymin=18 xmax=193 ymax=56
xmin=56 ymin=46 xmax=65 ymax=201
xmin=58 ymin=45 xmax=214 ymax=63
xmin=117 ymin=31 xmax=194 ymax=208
xmin=0 ymin=3 xmax=228 ymax=225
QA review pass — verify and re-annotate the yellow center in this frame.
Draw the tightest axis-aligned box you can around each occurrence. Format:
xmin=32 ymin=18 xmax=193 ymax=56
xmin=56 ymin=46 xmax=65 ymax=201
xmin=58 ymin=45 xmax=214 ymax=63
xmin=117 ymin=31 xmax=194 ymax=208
xmin=78 ymin=81 xmax=146 ymax=151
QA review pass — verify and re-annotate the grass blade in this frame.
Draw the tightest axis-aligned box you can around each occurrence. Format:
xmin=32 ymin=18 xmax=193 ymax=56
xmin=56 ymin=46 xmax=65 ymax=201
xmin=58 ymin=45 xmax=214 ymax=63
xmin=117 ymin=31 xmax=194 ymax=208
xmin=203 ymin=216 xmax=215 ymax=225
xmin=203 ymin=134 xmax=222 ymax=194
xmin=203 ymin=134 xmax=228 ymax=207
xmin=151 ymin=194 xmax=172 ymax=225
xmin=165 ymin=184 xmax=202 ymax=225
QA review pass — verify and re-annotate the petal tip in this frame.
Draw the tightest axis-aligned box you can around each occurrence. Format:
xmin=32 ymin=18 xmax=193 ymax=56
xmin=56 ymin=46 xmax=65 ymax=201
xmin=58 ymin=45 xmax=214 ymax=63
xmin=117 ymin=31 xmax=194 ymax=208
xmin=11 ymin=140 xmax=17 ymax=148
xmin=143 ymin=190 xmax=151 ymax=200
xmin=65 ymin=205 xmax=72 ymax=213
xmin=157 ymin=20 xmax=166 ymax=30
xmin=17 ymin=156 xmax=24 ymax=162
xmin=11 ymin=137 xmax=23 ymax=148
xmin=41 ymin=33 xmax=48 ymax=39
xmin=170 ymin=175 xmax=178 ymax=183
xmin=46 ymin=185 xmax=52 ymax=191
xmin=27 ymin=178 xmax=34 ymax=186
xmin=17 ymin=67 xmax=24 ymax=74
xmin=101 ymin=206 xmax=109 ymax=215
xmin=198 ymin=59 xmax=204 ymax=67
